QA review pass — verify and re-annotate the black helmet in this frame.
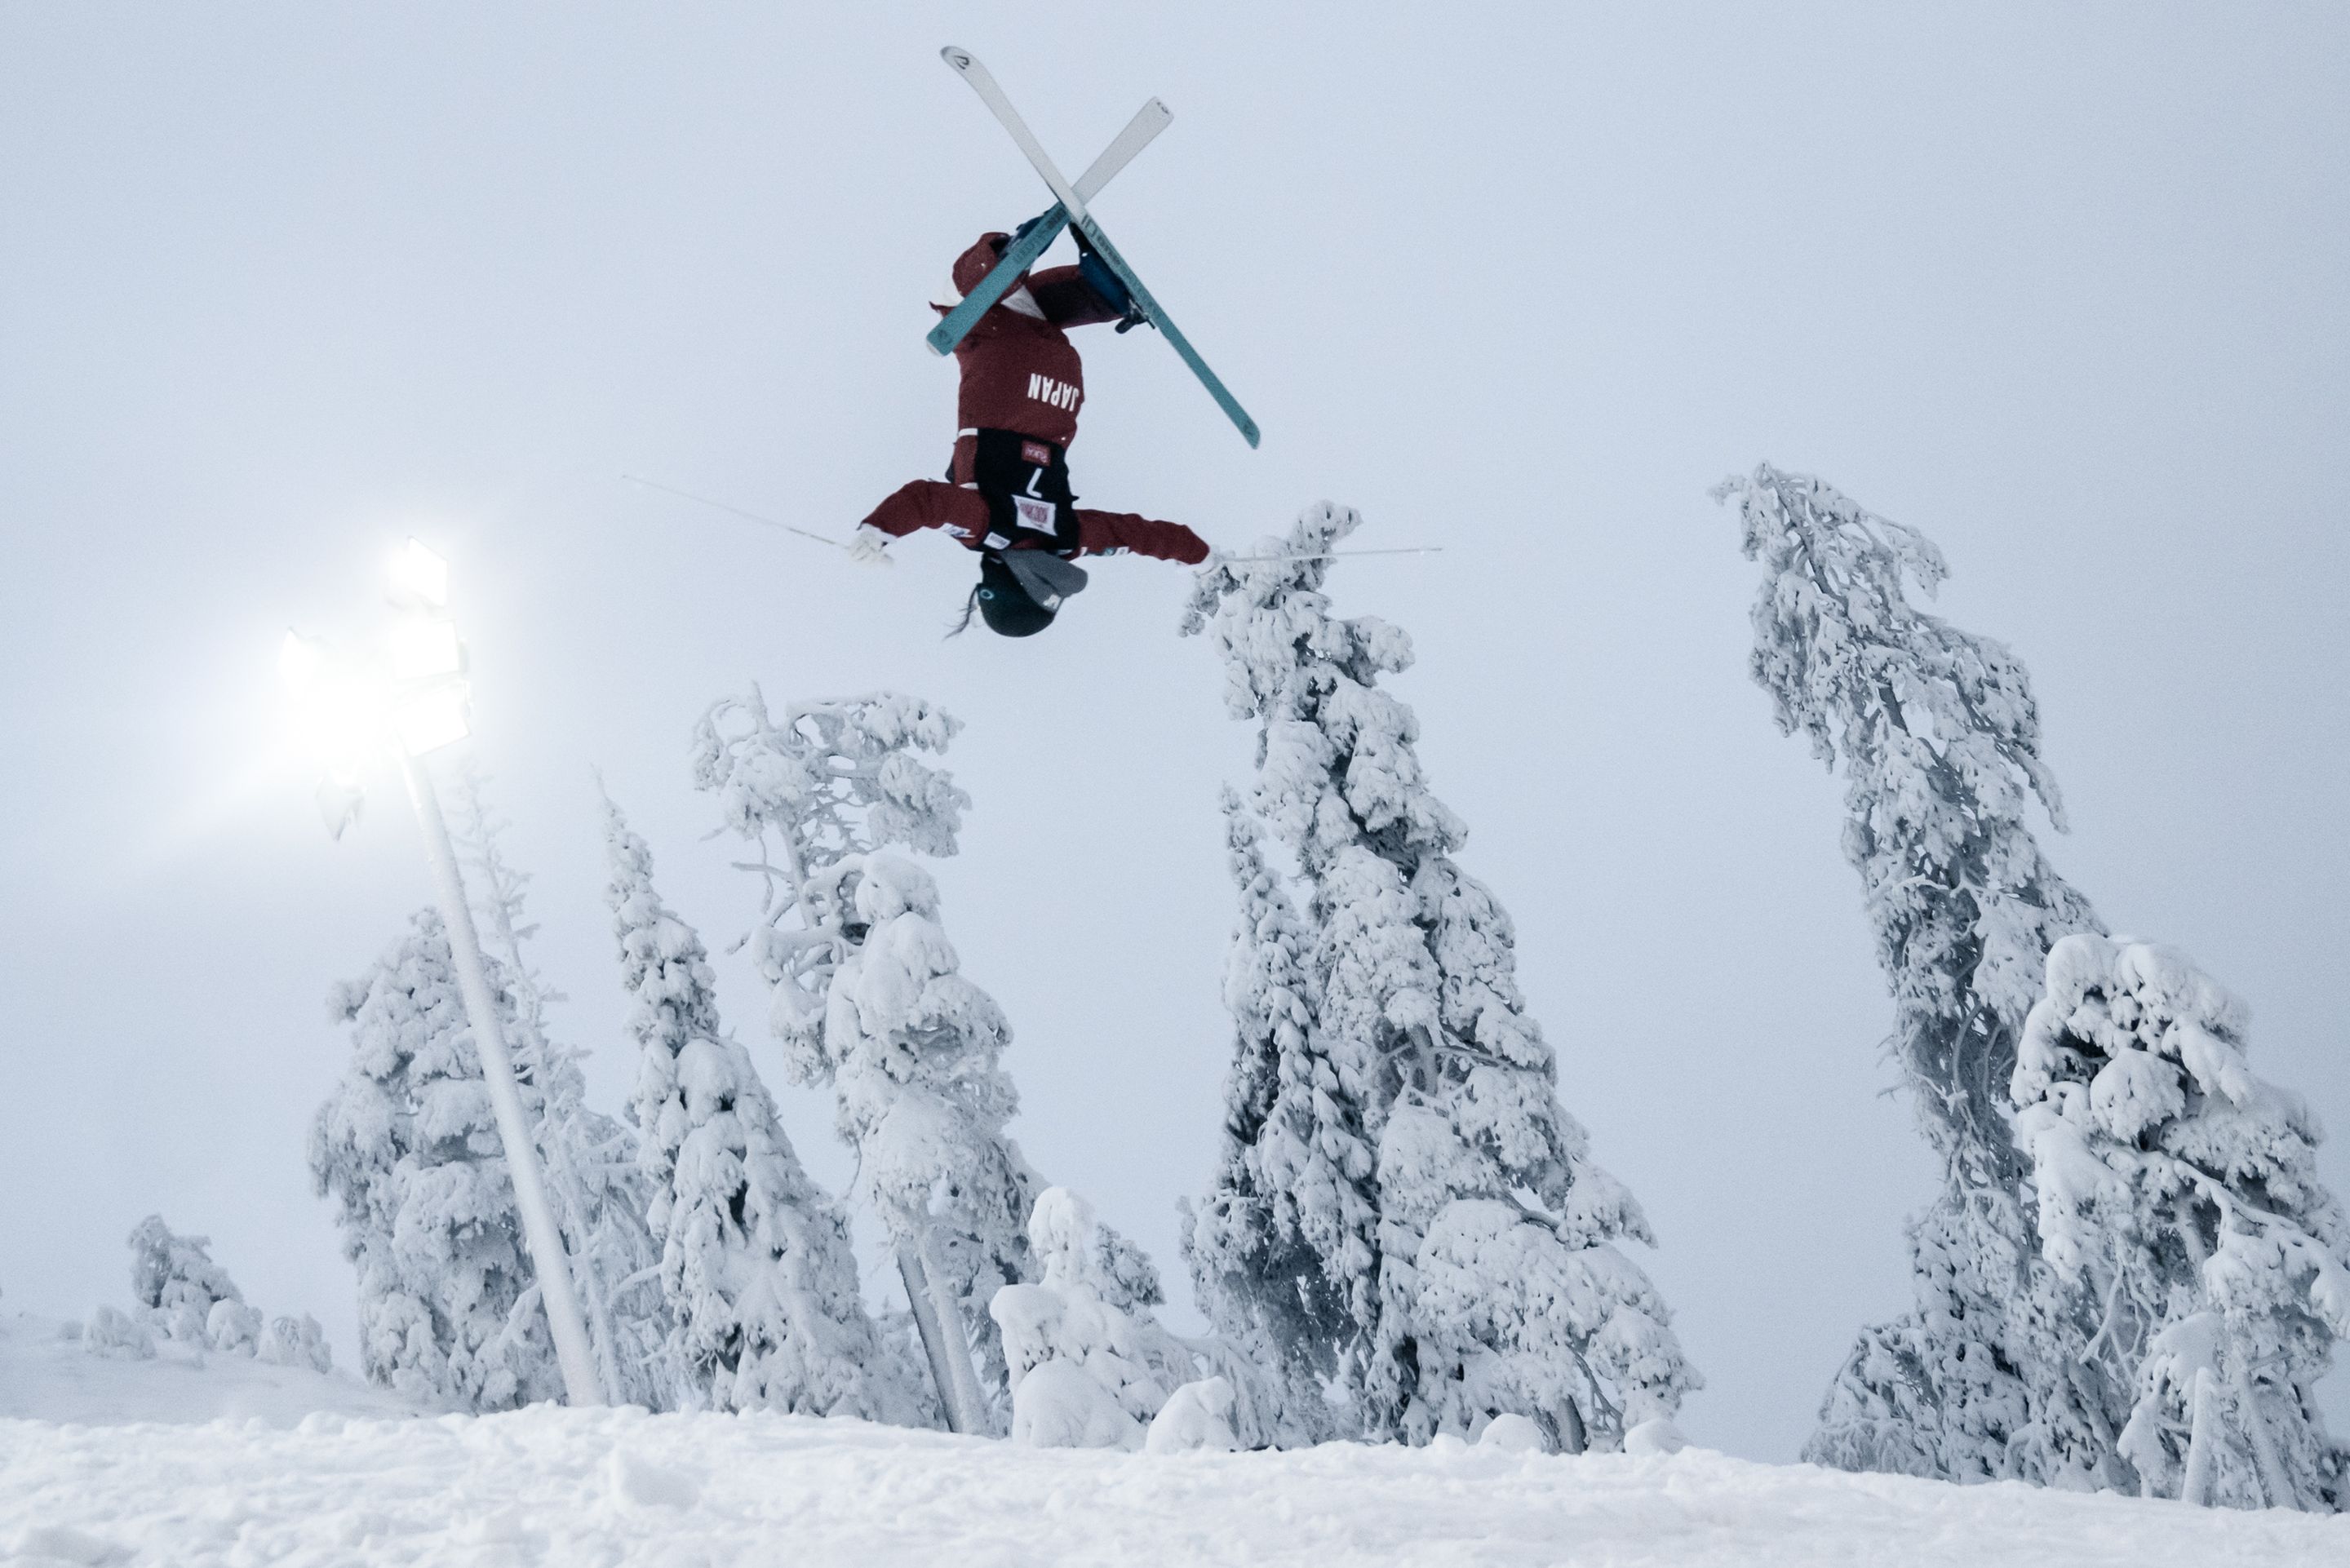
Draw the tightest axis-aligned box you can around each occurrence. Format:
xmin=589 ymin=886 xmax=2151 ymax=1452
xmin=974 ymin=554 xmax=1058 ymax=637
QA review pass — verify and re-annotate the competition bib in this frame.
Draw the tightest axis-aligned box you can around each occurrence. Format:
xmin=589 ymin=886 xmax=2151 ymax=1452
xmin=1012 ymin=493 xmax=1058 ymax=534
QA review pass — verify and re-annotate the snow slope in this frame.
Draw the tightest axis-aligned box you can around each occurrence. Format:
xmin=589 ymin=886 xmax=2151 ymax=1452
xmin=5 ymin=1399 xmax=2345 ymax=1567
xmin=0 ymin=1312 xmax=415 ymax=1429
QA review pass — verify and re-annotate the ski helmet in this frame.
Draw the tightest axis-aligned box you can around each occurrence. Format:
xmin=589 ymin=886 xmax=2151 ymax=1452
xmin=973 ymin=553 xmax=1057 ymax=637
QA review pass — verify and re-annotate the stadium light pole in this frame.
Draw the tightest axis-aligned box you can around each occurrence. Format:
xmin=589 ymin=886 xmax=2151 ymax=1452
xmin=282 ymin=540 xmax=605 ymax=1408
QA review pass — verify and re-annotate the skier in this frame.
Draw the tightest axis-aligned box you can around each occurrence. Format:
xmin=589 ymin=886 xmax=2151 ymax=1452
xmin=850 ymin=227 xmax=1210 ymax=637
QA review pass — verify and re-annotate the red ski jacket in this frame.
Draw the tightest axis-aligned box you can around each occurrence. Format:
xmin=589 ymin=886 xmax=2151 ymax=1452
xmin=861 ymin=478 xmax=1209 ymax=564
xmin=857 ymin=231 xmax=1208 ymax=565
xmin=936 ymin=231 xmax=1122 ymax=449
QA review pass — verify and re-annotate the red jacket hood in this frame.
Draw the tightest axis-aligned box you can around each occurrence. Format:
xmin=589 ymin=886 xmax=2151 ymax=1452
xmin=948 ymin=232 xmax=1022 ymax=303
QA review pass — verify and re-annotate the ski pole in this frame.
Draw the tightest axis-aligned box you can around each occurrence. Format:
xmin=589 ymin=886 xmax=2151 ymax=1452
xmin=619 ymin=474 xmax=847 ymax=551
xmin=1217 ymin=547 xmax=1445 ymax=564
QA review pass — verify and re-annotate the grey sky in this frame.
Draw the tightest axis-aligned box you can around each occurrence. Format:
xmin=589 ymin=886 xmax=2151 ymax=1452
xmin=3 ymin=3 xmax=2344 ymax=1460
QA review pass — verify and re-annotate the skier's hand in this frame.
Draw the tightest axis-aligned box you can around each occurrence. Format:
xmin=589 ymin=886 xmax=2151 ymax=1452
xmin=846 ymin=525 xmax=894 ymax=568
xmin=1075 ymin=246 xmax=1144 ymax=332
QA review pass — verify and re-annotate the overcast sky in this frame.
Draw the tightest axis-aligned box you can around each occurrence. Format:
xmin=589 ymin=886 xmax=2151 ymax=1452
xmin=4 ymin=3 xmax=2345 ymax=1460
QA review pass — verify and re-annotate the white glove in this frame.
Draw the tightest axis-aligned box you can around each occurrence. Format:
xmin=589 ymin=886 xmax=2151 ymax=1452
xmin=846 ymin=524 xmax=894 ymax=567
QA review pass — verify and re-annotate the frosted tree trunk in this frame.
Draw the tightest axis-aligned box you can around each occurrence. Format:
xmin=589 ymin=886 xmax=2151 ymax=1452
xmin=2180 ymin=1371 xmax=2219 ymax=1507
xmin=898 ymin=1242 xmax=987 ymax=1436
xmin=2239 ymin=1371 xmax=2288 ymax=1509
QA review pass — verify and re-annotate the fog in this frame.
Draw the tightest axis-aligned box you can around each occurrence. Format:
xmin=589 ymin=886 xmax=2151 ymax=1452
xmin=4 ymin=3 xmax=2344 ymax=1459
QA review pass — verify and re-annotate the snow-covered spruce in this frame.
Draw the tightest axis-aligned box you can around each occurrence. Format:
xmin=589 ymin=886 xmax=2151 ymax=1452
xmin=801 ymin=847 xmax=1042 ymax=1414
xmin=121 ymin=1216 xmax=329 ymax=1371
xmin=448 ymin=764 xmax=676 ymax=1410
xmin=1180 ymin=790 xmax=1368 ymax=1446
xmin=601 ymin=793 xmax=920 ymax=1422
xmin=1183 ymin=504 xmax=1697 ymax=1452
xmin=126 ymin=1215 xmax=249 ymax=1346
xmin=79 ymin=1305 xmax=157 ymax=1361
xmin=254 ymin=1312 xmax=335 ymax=1374
xmin=693 ymin=688 xmax=1156 ymax=1427
xmin=1718 ymin=463 xmax=2120 ymax=1486
xmin=991 ymin=1187 xmax=1218 ymax=1451
xmin=2012 ymin=934 xmax=2350 ymax=1509
xmin=310 ymin=909 xmax=561 ymax=1412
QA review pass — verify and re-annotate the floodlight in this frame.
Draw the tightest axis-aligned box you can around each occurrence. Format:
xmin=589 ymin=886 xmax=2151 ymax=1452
xmin=305 ymin=700 xmax=376 ymax=765
xmin=280 ymin=631 xmax=380 ymax=775
xmin=279 ymin=630 xmax=330 ymax=697
xmin=392 ymin=538 xmax=450 ymax=609
xmin=282 ymin=542 xmax=605 ymax=1405
xmin=392 ymin=682 xmax=471 ymax=755
xmin=289 ymin=679 xmax=381 ymax=774
xmin=388 ymin=618 xmax=463 ymax=682
xmin=316 ymin=774 xmax=364 ymax=839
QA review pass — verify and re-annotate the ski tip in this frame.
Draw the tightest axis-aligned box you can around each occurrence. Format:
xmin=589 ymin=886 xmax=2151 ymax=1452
xmin=941 ymin=46 xmax=973 ymax=72
xmin=1242 ymin=423 xmax=1262 ymax=450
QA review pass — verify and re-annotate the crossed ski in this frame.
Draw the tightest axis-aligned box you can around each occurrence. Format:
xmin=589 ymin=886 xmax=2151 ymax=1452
xmin=928 ymin=47 xmax=1261 ymax=450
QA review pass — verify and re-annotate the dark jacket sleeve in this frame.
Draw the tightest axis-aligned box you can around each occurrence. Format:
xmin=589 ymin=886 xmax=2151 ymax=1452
xmin=1075 ymin=508 xmax=1210 ymax=564
xmin=1026 ymin=265 xmax=1124 ymax=329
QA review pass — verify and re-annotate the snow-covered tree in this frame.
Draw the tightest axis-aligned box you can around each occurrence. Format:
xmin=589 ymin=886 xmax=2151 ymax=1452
xmin=798 ymin=850 xmax=1043 ymax=1412
xmin=2012 ymin=934 xmax=2350 ymax=1509
xmin=1181 ymin=789 xmax=1369 ymax=1446
xmin=126 ymin=1215 xmax=243 ymax=1342
xmin=122 ymin=1215 xmax=320 ymax=1362
xmin=693 ymin=686 xmax=1137 ymax=1428
xmin=991 ymin=1186 xmax=1202 ymax=1451
xmin=1718 ymin=463 xmax=2122 ymax=1486
xmin=256 ymin=1313 xmax=335 ymax=1373
xmin=82 ymin=1304 xmax=156 ymax=1361
xmin=446 ymin=764 xmax=675 ymax=1409
xmin=1183 ymin=503 xmax=1698 ymax=1452
xmin=692 ymin=688 xmax=966 ymax=1036
xmin=602 ymin=793 xmax=919 ymax=1422
xmin=311 ymin=908 xmax=561 ymax=1412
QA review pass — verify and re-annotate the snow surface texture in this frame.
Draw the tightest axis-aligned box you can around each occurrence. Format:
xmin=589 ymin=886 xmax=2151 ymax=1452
xmin=1718 ymin=464 xmax=2119 ymax=1486
xmin=5 ymin=1399 xmax=2343 ymax=1567
xmin=1181 ymin=504 xmax=1695 ymax=1453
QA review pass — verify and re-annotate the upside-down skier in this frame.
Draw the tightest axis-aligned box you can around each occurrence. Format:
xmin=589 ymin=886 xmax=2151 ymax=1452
xmin=850 ymin=227 xmax=1210 ymax=637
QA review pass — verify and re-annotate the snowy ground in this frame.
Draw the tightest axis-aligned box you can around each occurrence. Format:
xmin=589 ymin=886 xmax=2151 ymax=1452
xmin=0 ymin=1312 xmax=415 ymax=1429
xmin=9 ymin=1409 xmax=2348 ymax=1567
xmin=5 ymin=1313 xmax=2345 ymax=1568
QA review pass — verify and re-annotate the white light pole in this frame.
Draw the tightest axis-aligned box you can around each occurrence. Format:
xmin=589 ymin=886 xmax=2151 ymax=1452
xmin=283 ymin=540 xmax=605 ymax=1408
